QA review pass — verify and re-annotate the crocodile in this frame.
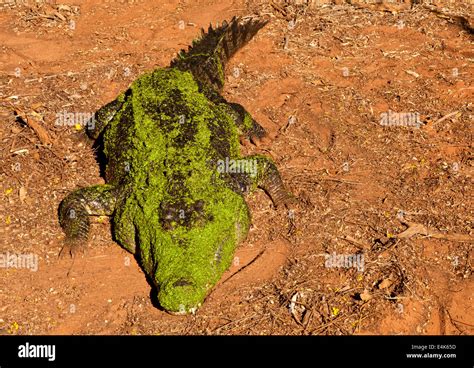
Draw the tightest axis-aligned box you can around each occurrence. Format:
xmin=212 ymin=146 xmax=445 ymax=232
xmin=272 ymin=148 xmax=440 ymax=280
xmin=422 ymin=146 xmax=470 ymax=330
xmin=59 ymin=16 xmax=293 ymax=314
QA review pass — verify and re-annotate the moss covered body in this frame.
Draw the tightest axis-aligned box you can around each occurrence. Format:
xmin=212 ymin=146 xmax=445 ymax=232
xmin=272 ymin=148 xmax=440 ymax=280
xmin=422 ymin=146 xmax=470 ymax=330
xmin=107 ymin=68 xmax=251 ymax=312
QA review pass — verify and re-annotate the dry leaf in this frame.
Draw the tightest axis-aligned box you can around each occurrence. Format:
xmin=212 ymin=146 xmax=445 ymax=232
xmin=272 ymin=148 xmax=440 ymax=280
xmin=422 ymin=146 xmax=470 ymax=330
xmin=379 ymin=278 xmax=393 ymax=290
xmin=405 ymin=70 xmax=420 ymax=78
xmin=19 ymin=187 xmax=27 ymax=203
xmin=360 ymin=290 xmax=373 ymax=301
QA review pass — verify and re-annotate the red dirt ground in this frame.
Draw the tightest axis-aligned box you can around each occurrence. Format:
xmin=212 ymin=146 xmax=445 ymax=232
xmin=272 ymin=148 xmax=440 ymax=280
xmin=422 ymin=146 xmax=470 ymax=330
xmin=0 ymin=0 xmax=472 ymax=335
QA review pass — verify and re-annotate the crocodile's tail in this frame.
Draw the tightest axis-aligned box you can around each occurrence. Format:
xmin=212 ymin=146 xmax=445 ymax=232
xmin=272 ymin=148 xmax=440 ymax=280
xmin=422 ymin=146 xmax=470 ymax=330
xmin=170 ymin=16 xmax=268 ymax=91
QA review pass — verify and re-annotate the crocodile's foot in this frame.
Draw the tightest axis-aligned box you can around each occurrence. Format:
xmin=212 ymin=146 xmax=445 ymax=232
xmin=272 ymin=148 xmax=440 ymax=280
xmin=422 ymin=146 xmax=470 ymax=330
xmin=58 ymin=237 xmax=88 ymax=259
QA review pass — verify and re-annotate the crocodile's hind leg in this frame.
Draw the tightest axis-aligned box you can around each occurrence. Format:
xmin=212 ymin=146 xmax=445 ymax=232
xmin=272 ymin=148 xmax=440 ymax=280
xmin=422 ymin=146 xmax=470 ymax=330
xmin=231 ymin=154 xmax=294 ymax=208
xmin=58 ymin=184 xmax=119 ymax=256
xmin=219 ymin=102 xmax=266 ymax=144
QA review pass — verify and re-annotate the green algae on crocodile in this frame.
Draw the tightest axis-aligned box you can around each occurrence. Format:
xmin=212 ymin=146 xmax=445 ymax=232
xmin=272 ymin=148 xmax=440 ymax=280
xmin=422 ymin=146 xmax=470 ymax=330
xmin=59 ymin=17 xmax=293 ymax=314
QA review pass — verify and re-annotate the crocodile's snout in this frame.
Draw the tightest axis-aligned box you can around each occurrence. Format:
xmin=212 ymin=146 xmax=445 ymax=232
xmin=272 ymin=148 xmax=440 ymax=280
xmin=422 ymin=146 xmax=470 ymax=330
xmin=157 ymin=277 xmax=205 ymax=314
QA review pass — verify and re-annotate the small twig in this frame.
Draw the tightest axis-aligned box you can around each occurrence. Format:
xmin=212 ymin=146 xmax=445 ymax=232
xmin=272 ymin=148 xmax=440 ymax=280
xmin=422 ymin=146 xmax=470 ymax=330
xmin=432 ymin=111 xmax=460 ymax=126
xmin=212 ymin=314 xmax=257 ymax=334
xmin=319 ymin=177 xmax=362 ymax=185
xmin=10 ymin=103 xmax=52 ymax=146
xmin=445 ymin=309 xmax=474 ymax=335
xmin=310 ymin=315 xmax=343 ymax=335
xmin=218 ymin=248 xmax=266 ymax=286
xmin=396 ymin=221 xmax=474 ymax=243
xmin=340 ymin=235 xmax=371 ymax=250
xmin=447 ymin=316 xmax=474 ymax=328
xmin=270 ymin=1 xmax=287 ymax=17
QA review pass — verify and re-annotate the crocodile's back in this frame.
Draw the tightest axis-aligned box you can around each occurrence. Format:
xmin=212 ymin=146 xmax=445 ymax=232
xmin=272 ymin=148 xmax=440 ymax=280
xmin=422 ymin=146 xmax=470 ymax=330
xmin=102 ymin=67 xmax=240 ymax=189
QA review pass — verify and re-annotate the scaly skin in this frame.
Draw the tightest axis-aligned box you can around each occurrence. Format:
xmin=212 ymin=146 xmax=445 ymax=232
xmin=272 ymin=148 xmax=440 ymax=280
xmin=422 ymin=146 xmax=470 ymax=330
xmin=59 ymin=17 xmax=292 ymax=314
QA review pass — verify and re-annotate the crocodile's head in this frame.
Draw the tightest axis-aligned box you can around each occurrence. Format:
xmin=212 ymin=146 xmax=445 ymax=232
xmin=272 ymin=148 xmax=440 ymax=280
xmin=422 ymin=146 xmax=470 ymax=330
xmin=114 ymin=186 xmax=250 ymax=315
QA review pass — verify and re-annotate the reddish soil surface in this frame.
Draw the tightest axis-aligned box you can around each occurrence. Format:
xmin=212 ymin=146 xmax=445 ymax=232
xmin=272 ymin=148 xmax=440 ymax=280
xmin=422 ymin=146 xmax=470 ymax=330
xmin=0 ymin=0 xmax=472 ymax=335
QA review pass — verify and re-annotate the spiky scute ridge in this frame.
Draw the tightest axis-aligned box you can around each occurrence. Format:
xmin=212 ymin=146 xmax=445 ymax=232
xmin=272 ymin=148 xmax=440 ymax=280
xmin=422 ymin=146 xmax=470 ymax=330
xmin=170 ymin=16 xmax=268 ymax=92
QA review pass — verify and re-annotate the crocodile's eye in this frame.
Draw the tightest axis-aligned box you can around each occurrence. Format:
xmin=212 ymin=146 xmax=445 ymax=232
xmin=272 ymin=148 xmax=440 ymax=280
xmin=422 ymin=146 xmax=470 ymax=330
xmin=173 ymin=278 xmax=193 ymax=287
xmin=194 ymin=200 xmax=204 ymax=211
xmin=162 ymin=208 xmax=175 ymax=220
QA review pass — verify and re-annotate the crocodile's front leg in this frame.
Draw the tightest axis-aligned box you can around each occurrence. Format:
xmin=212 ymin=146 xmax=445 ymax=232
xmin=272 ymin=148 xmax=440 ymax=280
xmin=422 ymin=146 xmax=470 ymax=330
xmin=86 ymin=94 xmax=127 ymax=139
xmin=58 ymin=184 xmax=119 ymax=254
